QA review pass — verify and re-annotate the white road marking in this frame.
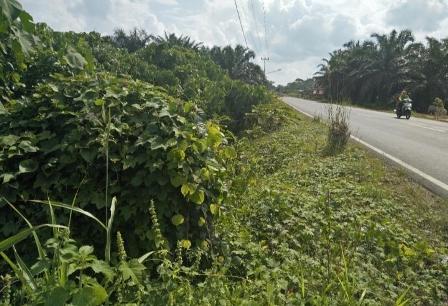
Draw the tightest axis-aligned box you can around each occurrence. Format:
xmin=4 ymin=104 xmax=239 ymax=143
xmin=351 ymin=135 xmax=448 ymax=197
xmin=407 ymin=123 xmax=448 ymax=133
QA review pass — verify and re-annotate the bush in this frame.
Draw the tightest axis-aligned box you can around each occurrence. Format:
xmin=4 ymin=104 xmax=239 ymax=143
xmin=244 ymin=102 xmax=289 ymax=137
xmin=0 ymin=73 xmax=230 ymax=256
xmin=325 ymin=104 xmax=351 ymax=155
xmin=431 ymin=97 xmax=447 ymax=119
xmin=223 ymin=81 xmax=272 ymax=132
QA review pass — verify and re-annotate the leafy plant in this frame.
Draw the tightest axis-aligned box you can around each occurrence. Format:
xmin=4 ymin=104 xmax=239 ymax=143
xmin=0 ymin=197 xmax=149 ymax=305
xmin=0 ymin=0 xmax=37 ymax=102
xmin=0 ymin=72 xmax=229 ymax=256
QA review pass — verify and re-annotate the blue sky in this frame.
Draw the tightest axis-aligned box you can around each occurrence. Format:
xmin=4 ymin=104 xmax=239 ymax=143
xmin=21 ymin=0 xmax=448 ymax=85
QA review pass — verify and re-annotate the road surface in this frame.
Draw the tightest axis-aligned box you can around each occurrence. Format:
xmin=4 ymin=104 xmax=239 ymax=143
xmin=283 ymin=97 xmax=448 ymax=197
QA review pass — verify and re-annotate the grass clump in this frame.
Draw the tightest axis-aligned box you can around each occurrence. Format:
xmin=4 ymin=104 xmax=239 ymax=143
xmin=325 ymin=104 xmax=351 ymax=155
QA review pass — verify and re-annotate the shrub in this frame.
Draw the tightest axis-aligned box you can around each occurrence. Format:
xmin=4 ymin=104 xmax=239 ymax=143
xmin=431 ymin=97 xmax=447 ymax=119
xmin=325 ymin=104 xmax=351 ymax=155
xmin=0 ymin=73 xmax=229 ymax=256
xmin=223 ymin=81 xmax=272 ymax=132
xmin=244 ymin=102 xmax=289 ymax=137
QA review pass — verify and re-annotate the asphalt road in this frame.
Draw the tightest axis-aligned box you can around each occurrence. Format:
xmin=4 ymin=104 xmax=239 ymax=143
xmin=282 ymin=97 xmax=448 ymax=192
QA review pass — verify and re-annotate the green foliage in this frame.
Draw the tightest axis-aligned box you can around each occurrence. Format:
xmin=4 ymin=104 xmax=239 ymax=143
xmin=325 ymin=104 xmax=351 ymax=155
xmin=0 ymin=201 xmax=148 ymax=305
xmin=208 ymin=45 xmax=267 ymax=85
xmin=0 ymin=72 xmax=228 ymax=255
xmin=315 ymin=30 xmax=448 ymax=112
xmin=217 ymin=104 xmax=448 ymax=304
xmin=244 ymin=101 xmax=289 ymax=137
xmin=0 ymin=0 xmax=37 ymax=102
xmin=276 ymin=77 xmax=315 ymax=98
xmin=73 ymin=31 xmax=271 ymax=131
xmin=108 ymin=28 xmax=151 ymax=53
xmin=153 ymin=32 xmax=203 ymax=51
xmin=222 ymin=81 xmax=273 ymax=132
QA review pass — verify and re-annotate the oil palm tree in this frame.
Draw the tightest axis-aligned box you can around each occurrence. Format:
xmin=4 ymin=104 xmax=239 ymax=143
xmin=152 ymin=32 xmax=203 ymax=50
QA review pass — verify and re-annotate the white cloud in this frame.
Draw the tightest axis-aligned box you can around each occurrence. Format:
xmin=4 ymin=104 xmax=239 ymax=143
xmin=20 ymin=0 xmax=448 ymax=85
xmin=21 ymin=0 xmax=87 ymax=32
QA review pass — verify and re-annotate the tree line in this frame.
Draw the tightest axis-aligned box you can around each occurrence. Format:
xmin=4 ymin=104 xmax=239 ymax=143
xmin=315 ymin=29 xmax=448 ymax=113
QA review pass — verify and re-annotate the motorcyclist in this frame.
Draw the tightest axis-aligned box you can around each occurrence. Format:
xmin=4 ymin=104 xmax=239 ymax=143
xmin=396 ymin=90 xmax=410 ymax=115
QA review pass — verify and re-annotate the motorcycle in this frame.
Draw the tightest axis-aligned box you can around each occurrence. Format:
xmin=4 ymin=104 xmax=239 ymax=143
xmin=395 ymin=98 xmax=412 ymax=119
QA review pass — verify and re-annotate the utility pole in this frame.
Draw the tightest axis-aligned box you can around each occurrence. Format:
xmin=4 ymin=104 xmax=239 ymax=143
xmin=261 ymin=56 xmax=270 ymax=75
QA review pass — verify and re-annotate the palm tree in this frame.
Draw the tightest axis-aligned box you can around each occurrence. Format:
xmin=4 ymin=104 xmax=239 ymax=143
xmin=209 ymin=45 xmax=266 ymax=85
xmin=316 ymin=30 xmax=417 ymax=105
xmin=152 ymin=32 xmax=203 ymax=50
xmin=363 ymin=30 xmax=415 ymax=102
xmin=109 ymin=28 xmax=151 ymax=53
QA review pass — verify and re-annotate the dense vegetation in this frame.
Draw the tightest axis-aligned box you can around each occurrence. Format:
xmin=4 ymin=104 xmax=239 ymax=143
xmin=315 ymin=29 xmax=448 ymax=113
xmin=276 ymin=78 xmax=315 ymax=98
xmin=1 ymin=1 xmax=448 ymax=305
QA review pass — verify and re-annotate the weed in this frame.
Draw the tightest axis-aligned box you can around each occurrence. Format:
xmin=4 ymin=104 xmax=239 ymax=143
xmin=325 ymin=104 xmax=351 ymax=155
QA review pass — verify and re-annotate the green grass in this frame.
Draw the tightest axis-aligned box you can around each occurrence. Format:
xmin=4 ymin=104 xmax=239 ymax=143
xmin=215 ymin=102 xmax=448 ymax=304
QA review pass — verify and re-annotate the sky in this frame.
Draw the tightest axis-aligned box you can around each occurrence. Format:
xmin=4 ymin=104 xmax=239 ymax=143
xmin=21 ymin=0 xmax=448 ymax=85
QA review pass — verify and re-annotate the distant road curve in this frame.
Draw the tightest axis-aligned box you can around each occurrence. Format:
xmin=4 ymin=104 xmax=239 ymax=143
xmin=282 ymin=97 xmax=448 ymax=198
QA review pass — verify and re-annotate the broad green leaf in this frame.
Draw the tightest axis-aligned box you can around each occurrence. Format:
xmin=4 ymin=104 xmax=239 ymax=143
xmin=79 ymin=245 xmax=94 ymax=256
xmin=19 ymin=11 xmax=34 ymax=32
xmin=44 ymin=287 xmax=69 ymax=306
xmin=18 ymin=140 xmax=38 ymax=153
xmin=90 ymin=260 xmax=114 ymax=282
xmin=13 ymin=29 xmax=35 ymax=56
xmin=190 ymin=190 xmax=205 ymax=205
xmin=171 ymin=214 xmax=184 ymax=226
xmin=206 ymin=124 xmax=222 ymax=147
xmin=181 ymin=183 xmax=193 ymax=196
xmin=180 ymin=239 xmax=191 ymax=249
xmin=19 ymin=159 xmax=38 ymax=173
xmin=72 ymin=284 xmax=107 ymax=306
xmin=170 ymin=175 xmax=187 ymax=188
xmin=1 ymin=135 xmax=19 ymax=146
xmin=198 ymin=217 xmax=206 ymax=227
xmin=119 ymin=259 xmax=146 ymax=284
xmin=183 ymin=102 xmax=193 ymax=113
xmin=0 ymin=0 xmax=22 ymax=24
xmin=63 ymin=47 xmax=87 ymax=69
xmin=48 ymin=83 xmax=58 ymax=92
xmin=1 ymin=173 xmax=15 ymax=183
xmin=210 ymin=204 xmax=219 ymax=215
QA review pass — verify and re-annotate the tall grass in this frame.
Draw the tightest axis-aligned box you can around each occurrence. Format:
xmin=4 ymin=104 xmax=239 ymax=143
xmin=325 ymin=104 xmax=351 ymax=155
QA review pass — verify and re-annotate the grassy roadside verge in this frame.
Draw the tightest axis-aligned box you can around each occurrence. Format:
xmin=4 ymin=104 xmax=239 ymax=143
xmin=215 ymin=101 xmax=448 ymax=304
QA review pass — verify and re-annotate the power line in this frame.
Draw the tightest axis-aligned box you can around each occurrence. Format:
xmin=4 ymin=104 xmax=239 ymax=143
xmin=239 ymin=0 xmax=258 ymax=52
xmin=249 ymin=0 xmax=263 ymax=53
xmin=262 ymin=0 xmax=269 ymax=53
xmin=233 ymin=0 xmax=248 ymax=49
